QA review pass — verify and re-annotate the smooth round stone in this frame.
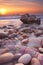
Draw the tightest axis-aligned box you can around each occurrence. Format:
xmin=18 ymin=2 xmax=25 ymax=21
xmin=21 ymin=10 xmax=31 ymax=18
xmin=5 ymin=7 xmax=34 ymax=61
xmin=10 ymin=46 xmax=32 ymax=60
xmin=18 ymin=54 xmax=31 ymax=64
xmin=19 ymin=46 xmax=26 ymax=54
xmin=41 ymin=40 xmax=43 ymax=47
xmin=31 ymin=58 xmax=41 ymax=65
xmin=39 ymin=48 xmax=43 ymax=53
xmin=25 ymin=47 xmax=37 ymax=57
xmin=15 ymin=63 xmax=24 ymax=65
xmin=37 ymin=54 xmax=43 ymax=65
xmin=0 ymin=48 xmax=8 ymax=55
xmin=14 ymin=53 xmax=22 ymax=59
xmin=8 ymin=30 xmax=14 ymax=34
xmin=0 ymin=52 xmax=14 ymax=64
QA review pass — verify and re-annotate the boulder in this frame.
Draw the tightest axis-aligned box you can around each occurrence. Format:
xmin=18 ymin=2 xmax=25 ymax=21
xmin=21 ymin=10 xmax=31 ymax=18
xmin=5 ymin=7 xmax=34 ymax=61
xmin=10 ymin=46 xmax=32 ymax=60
xmin=18 ymin=54 xmax=31 ymax=64
xmin=20 ymin=14 xmax=41 ymax=25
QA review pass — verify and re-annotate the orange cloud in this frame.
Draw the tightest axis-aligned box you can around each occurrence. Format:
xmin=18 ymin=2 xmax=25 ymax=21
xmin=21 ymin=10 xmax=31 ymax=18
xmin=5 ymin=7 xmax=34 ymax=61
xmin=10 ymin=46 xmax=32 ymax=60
xmin=0 ymin=0 xmax=43 ymax=15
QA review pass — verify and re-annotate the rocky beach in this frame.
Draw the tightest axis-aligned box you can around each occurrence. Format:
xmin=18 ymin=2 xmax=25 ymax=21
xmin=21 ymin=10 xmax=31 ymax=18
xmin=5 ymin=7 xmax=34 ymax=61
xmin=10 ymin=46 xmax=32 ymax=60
xmin=0 ymin=14 xmax=43 ymax=65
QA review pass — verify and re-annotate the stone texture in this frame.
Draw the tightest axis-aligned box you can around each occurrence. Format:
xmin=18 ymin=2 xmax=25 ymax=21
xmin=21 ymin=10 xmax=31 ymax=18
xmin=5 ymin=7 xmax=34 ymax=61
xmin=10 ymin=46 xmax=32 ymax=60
xmin=18 ymin=54 xmax=31 ymax=64
xmin=31 ymin=58 xmax=41 ymax=65
xmin=0 ymin=52 xmax=14 ymax=64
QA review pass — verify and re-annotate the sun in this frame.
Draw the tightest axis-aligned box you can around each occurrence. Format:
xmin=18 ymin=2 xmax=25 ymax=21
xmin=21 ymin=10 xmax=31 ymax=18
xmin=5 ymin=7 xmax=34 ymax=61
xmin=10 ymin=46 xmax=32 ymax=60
xmin=0 ymin=8 xmax=6 ymax=15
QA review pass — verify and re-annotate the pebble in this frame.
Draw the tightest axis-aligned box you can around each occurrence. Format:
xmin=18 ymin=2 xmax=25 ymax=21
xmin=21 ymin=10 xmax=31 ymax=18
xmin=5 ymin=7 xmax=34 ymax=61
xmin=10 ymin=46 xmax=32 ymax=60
xmin=15 ymin=63 xmax=24 ymax=65
xmin=0 ymin=52 xmax=14 ymax=64
xmin=8 ymin=30 xmax=14 ymax=34
xmin=33 ymin=29 xmax=43 ymax=36
xmin=25 ymin=47 xmax=37 ymax=57
xmin=18 ymin=54 xmax=31 ymax=64
xmin=21 ymin=33 xmax=28 ymax=39
xmin=31 ymin=58 xmax=41 ymax=65
xmin=41 ymin=39 xmax=43 ymax=47
xmin=0 ymin=48 xmax=8 ymax=55
xmin=37 ymin=54 xmax=43 ymax=65
xmin=0 ymin=23 xmax=43 ymax=65
xmin=14 ymin=53 xmax=22 ymax=60
xmin=21 ymin=39 xmax=29 ymax=45
xmin=38 ymin=47 xmax=43 ymax=53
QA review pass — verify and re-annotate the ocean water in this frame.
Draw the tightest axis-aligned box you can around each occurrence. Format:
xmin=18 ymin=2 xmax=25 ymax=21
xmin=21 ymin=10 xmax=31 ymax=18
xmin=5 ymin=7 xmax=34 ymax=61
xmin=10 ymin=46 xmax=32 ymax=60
xmin=0 ymin=15 xmax=43 ymax=27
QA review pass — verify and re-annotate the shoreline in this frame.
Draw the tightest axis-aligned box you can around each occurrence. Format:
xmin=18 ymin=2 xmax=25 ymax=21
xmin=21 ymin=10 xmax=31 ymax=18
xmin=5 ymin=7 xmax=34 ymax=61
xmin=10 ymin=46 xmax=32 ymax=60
xmin=0 ymin=16 xmax=43 ymax=65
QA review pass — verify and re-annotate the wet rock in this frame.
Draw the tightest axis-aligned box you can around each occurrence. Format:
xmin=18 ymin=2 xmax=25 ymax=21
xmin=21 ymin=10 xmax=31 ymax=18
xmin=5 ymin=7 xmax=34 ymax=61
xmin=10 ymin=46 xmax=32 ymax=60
xmin=38 ymin=47 xmax=43 ymax=53
xmin=21 ymin=33 xmax=28 ymax=39
xmin=0 ymin=39 xmax=3 ymax=47
xmin=2 ymin=26 xmax=7 ymax=29
xmin=15 ymin=63 xmax=24 ymax=65
xmin=19 ymin=46 xmax=26 ymax=54
xmin=0 ymin=33 xmax=8 ymax=39
xmin=33 ymin=29 xmax=43 ymax=36
xmin=18 ymin=54 xmax=31 ymax=64
xmin=8 ymin=30 xmax=14 ymax=34
xmin=37 ymin=54 xmax=43 ymax=65
xmin=20 ymin=14 xmax=40 ymax=25
xmin=8 ymin=33 xmax=18 ymax=38
xmin=41 ymin=40 xmax=43 ymax=47
xmin=18 ymin=31 xmax=24 ymax=35
xmin=25 ymin=47 xmax=38 ymax=57
xmin=31 ymin=58 xmax=41 ymax=65
xmin=14 ymin=53 xmax=22 ymax=60
xmin=4 ymin=39 xmax=20 ymax=47
xmin=19 ymin=27 xmax=32 ymax=33
xmin=18 ymin=36 xmax=23 ymax=41
xmin=0 ymin=52 xmax=14 ymax=64
xmin=27 ymin=37 xmax=41 ymax=48
xmin=21 ymin=39 xmax=29 ymax=46
xmin=0 ymin=48 xmax=9 ymax=55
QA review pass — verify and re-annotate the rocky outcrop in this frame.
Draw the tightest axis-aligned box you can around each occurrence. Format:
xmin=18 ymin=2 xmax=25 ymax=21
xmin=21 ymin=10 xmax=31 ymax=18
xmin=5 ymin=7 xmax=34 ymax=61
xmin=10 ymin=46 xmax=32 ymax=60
xmin=20 ymin=14 xmax=41 ymax=25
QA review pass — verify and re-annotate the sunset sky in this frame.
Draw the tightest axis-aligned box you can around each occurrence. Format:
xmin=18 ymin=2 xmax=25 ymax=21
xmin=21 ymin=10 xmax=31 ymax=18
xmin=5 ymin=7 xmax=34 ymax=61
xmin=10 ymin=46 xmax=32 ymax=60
xmin=0 ymin=0 xmax=43 ymax=15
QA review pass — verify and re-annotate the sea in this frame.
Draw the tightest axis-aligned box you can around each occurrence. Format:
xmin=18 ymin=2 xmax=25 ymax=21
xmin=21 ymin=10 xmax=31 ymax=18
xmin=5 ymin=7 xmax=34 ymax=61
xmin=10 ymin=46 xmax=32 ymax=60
xmin=0 ymin=15 xmax=43 ymax=28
